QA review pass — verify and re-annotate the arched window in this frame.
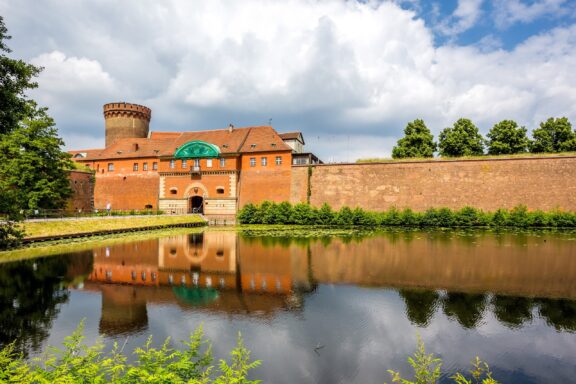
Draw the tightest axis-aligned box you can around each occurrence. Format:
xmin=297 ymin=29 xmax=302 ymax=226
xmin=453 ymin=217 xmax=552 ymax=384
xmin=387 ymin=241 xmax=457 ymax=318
xmin=216 ymin=187 xmax=225 ymax=194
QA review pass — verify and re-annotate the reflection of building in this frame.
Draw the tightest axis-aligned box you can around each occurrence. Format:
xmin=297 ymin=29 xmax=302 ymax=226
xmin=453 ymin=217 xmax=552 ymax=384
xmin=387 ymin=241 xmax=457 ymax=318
xmin=69 ymin=102 xmax=322 ymax=216
xmin=83 ymin=231 xmax=315 ymax=334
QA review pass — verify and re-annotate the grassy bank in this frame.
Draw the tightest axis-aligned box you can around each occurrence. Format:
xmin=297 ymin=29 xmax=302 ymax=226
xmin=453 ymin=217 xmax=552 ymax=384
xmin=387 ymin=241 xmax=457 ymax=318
xmin=20 ymin=214 xmax=206 ymax=238
xmin=0 ymin=227 xmax=205 ymax=263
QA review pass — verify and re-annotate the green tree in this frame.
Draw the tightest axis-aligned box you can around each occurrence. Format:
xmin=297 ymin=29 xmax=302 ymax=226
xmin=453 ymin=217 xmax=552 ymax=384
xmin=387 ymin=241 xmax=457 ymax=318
xmin=0 ymin=17 xmax=73 ymax=249
xmin=438 ymin=118 xmax=484 ymax=157
xmin=0 ymin=16 xmax=41 ymax=135
xmin=486 ymin=120 xmax=529 ymax=155
xmin=0 ymin=108 xmax=73 ymax=214
xmin=530 ymin=117 xmax=576 ymax=153
xmin=392 ymin=119 xmax=437 ymax=158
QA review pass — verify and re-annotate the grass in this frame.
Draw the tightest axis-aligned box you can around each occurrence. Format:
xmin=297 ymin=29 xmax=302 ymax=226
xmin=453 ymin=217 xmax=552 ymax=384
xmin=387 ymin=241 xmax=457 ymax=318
xmin=0 ymin=227 xmax=206 ymax=263
xmin=20 ymin=214 xmax=206 ymax=238
xmin=356 ymin=151 xmax=576 ymax=163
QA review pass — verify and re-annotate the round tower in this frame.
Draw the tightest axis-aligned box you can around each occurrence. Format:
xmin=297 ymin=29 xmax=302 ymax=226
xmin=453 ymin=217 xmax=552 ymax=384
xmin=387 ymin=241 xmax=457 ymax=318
xmin=103 ymin=102 xmax=151 ymax=147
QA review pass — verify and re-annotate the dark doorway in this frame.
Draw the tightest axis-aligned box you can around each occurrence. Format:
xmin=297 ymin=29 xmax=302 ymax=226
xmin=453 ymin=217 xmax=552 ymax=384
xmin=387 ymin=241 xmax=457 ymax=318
xmin=190 ymin=196 xmax=204 ymax=214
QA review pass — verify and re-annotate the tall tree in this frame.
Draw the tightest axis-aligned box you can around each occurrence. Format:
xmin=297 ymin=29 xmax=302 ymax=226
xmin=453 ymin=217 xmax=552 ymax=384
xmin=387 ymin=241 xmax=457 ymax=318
xmin=486 ymin=120 xmax=530 ymax=155
xmin=0 ymin=107 xmax=73 ymax=213
xmin=0 ymin=16 xmax=41 ymax=135
xmin=438 ymin=118 xmax=484 ymax=157
xmin=530 ymin=117 xmax=576 ymax=153
xmin=392 ymin=119 xmax=437 ymax=159
xmin=0 ymin=17 xmax=73 ymax=248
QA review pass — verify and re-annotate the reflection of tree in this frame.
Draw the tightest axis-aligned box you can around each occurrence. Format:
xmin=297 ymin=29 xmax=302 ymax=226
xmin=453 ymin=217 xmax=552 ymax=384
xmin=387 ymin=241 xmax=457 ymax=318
xmin=492 ymin=295 xmax=533 ymax=328
xmin=398 ymin=289 xmax=440 ymax=327
xmin=0 ymin=252 xmax=92 ymax=356
xmin=442 ymin=292 xmax=487 ymax=329
xmin=537 ymin=298 xmax=576 ymax=332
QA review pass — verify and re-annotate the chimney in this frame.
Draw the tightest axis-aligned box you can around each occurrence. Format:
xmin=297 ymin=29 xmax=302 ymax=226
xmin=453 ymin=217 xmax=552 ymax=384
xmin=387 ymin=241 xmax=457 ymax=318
xmin=228 ymin=123 xmax=234 ymax=133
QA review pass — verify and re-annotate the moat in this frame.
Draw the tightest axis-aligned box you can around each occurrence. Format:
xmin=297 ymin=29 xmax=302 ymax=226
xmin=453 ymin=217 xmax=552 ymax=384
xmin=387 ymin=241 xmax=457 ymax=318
xmin=1 ymin=229 xmax=576 ymax=383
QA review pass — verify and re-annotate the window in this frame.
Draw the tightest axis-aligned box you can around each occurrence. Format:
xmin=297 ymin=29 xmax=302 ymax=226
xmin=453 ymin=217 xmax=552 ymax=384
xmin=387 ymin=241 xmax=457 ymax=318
xmin=152 ymin=162 xmax=158 ymax=170
xmin=275 ymin=156 xmax=282 ymax=165
xmin=143 ymin=162 xmax=148 ymax=171
xmin=107 ymin=163 xmax=114 ymax=172
xmin=169 ymin=160 xmax=175 ymax=169
xmin=170 ymin=188 xmax=177 ymax=195
xmin=207 ymin=159 xmax=213 ymax=168
xmin=250 ymin=157 xmax=256 ymax=167
xmin=261 ymin=157 xmax=267 ymax=166
xmin=216 ymin=187 xmax=225 ymax=194
xmin=220 ymin=158 xmax=226 ymax=168
xmin=182 ymin=159 xmax=187 ymax=169
xmin=194 ymin=159 xmax=200 ymax=167
xmin=250 ymin=144 xmax=257 ymax=149
xmin=133 ymin=163 xmax=139 ymax=171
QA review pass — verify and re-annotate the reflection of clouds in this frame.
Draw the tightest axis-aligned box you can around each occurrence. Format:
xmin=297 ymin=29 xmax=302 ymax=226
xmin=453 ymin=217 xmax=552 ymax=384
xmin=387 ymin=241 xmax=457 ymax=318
xmin=41 ymin=286 xmax=576 ymax=383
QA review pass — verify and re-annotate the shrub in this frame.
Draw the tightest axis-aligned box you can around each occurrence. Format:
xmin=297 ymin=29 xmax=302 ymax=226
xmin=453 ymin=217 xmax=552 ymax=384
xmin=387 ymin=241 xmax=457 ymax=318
xmin=0 ymin=322 xmax=261 ymax=383
xmin=388 ymin=337 xmax=499 ymax=384
xmin=236 ymin=201 xmax=576 ymax=228
xmin=0 ymin=221 xmax=24 ymax=250
xmin=317 ymin=203 xmax=336 ymax=225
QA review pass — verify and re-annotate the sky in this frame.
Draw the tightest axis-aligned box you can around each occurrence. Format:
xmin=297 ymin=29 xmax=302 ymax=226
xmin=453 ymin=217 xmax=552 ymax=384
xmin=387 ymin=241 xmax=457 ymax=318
xmin=1 ymin=0 xmax=575 ymax=161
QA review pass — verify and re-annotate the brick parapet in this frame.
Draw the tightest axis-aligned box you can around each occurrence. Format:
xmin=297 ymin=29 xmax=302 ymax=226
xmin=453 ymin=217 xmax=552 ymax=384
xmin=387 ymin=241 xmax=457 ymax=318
xmin=103 ymin=102 xmax=151 ymax=122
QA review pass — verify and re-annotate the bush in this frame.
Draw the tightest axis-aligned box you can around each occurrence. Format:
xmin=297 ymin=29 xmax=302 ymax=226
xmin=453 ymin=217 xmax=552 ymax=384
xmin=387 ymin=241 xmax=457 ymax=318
xmin=236 ymin=201 xmax=576 ymax=228
xmin=388 ymin=337 xmax=499 ymax=384
xmin=0 ymin=221 xmax=24 ymax=250
xmin=0 ymin=322 xmax=261 ymax=383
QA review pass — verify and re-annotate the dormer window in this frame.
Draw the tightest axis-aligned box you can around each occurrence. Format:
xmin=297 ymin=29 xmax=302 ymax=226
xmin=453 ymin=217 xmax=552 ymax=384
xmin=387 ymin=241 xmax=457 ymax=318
xmin=223 ymin=144 xmax=229 ymax=148
xmin=271 ymin=143 xmax=277 ymax=147
xmin=250 ymin=144 xmax=256 ymax=148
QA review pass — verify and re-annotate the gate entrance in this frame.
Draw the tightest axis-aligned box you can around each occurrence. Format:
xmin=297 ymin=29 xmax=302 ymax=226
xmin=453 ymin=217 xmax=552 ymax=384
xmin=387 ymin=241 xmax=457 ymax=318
xmin=189 ymin=196 xmax=204 ymax=214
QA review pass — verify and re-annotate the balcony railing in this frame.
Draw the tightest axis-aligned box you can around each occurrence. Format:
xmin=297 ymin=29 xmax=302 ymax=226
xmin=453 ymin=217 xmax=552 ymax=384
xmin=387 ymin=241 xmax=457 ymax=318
xmin=190 ymin=166 xmax=201 ymax=175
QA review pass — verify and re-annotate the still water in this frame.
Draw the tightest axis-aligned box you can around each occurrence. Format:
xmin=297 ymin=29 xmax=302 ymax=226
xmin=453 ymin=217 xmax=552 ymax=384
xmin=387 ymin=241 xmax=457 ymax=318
xmin=1 ymin=230 xmax=576 ymax=383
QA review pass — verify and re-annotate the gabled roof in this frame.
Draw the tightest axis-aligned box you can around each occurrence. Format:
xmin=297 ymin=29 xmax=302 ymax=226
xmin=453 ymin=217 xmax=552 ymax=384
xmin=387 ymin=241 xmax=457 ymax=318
xmin=70 ymin=126 xmax=292 ymax=161
xmin=279 ymin=131 xmax=305 ymax=145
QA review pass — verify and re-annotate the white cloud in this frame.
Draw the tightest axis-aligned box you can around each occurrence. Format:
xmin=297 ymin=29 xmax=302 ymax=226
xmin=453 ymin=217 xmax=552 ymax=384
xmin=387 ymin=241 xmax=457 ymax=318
xmin=437 ymin=0 xmax=485 ymax=36
xmin=1 ymin=0 xmax=575 ymax=160
xmin=492 ymin=0 xmax=570 ymax=29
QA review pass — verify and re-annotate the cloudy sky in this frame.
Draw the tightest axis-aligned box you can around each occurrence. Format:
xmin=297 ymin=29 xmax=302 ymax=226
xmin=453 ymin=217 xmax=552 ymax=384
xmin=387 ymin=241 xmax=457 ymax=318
xmin=1 ymin=0 xmax=575 ymax=161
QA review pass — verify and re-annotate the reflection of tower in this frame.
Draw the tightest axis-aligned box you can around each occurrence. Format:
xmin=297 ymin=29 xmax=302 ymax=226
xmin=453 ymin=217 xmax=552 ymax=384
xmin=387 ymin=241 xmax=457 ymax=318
xmin=103 ymin=102 xmax=151 ymax=147
xmin=99 ymin=285 xmax=148 ymax=336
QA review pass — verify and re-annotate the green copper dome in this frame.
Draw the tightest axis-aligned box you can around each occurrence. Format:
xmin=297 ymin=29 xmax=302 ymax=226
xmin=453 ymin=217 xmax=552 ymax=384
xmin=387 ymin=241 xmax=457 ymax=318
xmin=173 ymin=140 xmax=220 ymax=159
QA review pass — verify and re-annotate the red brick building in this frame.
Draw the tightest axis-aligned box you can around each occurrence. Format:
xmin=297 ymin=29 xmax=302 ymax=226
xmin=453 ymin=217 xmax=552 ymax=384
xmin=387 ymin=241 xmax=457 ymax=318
xmin=70 ymin=102 xmax=303 ymax=216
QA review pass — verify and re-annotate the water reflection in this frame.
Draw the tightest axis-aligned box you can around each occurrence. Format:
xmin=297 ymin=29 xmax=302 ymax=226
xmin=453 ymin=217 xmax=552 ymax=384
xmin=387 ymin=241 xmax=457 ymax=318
xmin=0 ymin=252 xmax=92 ymax=355
xmin=1 ymin=229 xmax=576 ymax=382
xmin=63 ymin=230 xmax=576 ymax=336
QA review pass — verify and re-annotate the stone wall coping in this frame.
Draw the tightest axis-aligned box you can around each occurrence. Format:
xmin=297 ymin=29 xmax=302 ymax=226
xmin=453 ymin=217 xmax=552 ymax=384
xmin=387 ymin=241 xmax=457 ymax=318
xmin=292 ymin=155 xmax=576 ymax=167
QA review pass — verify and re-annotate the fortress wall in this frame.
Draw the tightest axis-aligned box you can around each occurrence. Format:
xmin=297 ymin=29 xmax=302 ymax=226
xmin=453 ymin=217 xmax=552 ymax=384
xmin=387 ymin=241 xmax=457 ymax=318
xmin=67 ymin=170 xmax=94 ymax=211
xmin=290 ymin=156 xmax=576 ymax=211
xmin=94 ymin=173 xmax=159 ymax=210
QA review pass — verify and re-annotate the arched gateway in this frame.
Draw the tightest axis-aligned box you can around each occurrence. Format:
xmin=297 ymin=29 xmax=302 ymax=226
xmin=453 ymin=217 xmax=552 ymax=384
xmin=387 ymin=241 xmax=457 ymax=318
xmin=158 ymin=140 xmax=239 ymax=216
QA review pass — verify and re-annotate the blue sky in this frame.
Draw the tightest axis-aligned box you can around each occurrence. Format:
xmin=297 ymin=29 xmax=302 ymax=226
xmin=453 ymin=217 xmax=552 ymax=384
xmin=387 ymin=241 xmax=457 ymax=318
xmin=1 ymin=0 xmax=575 ymax=161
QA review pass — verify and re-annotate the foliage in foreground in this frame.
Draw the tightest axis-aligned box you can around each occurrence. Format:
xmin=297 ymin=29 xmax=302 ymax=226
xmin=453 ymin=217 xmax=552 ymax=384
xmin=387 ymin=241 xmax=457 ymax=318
xmin=388 ymin=337 xmax=498 ymax=384
xmin=238 ymin=201 xmax=576 ymax=228
xmin=0 ymin=322 xmax=261 ymax=383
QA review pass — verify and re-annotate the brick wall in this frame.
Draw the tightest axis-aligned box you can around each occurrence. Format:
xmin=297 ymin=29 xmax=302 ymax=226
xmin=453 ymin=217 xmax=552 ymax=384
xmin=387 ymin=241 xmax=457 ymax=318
xmin=94 ymin=174 xmax=159 ymax=210
xmin=238 ymin=152 xmax=292 ymax=207
xmin=291 ymin=156 xmax=576 ymax=211
xmin=67 ymin=170 xmax=94 ymax=211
